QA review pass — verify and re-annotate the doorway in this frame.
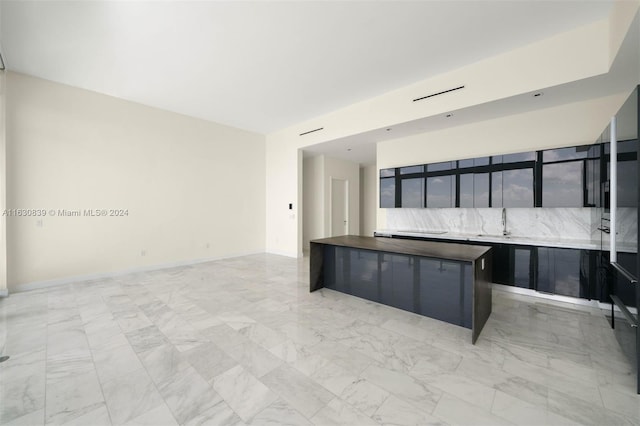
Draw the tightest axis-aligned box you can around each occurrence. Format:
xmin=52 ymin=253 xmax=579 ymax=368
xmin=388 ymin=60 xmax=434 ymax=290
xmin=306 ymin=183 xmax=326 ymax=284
xmin=330 ymin=178 xmax=349 ymax=236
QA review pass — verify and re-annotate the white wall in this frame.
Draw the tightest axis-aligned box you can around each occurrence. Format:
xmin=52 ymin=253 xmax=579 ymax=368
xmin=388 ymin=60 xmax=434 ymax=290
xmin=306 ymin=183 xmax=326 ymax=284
xmin=302 ymin=155 xmax=323 ymax=251
xmin=0 ymin=70 xmax=6 ymax=296
xmin=6 ymin=72 xmax=266 ymax=291
xmin=265 ymin=139 xmax=300 ymax=257
xmin=360 ymin=164 xmax=377 ymax=237
xmin=377 ymin=94 xmax=628 ymax=169
xmin=302 ymin=155 xmax=360 ymax=251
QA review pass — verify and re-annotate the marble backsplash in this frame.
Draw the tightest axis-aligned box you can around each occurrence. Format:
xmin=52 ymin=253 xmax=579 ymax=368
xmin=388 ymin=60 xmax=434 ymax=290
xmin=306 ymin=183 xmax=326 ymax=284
xmin=385 ymin=207 xmax=637 ymax=246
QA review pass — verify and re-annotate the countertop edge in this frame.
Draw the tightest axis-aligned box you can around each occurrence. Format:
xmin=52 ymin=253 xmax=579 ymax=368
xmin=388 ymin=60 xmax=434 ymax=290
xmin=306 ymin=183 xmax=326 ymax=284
xmin=373 ymin=229 xmax=637 ymax=253
xmin=311 ymin=235 xmax=490 ymax=262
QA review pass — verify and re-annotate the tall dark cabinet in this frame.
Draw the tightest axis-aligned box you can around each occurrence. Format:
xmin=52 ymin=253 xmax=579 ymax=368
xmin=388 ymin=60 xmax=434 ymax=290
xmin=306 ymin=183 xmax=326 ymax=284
xmin=608 ymin=86 xmax=640 ymax=394
xmin=633 ymin=85 xmax=639 ymax=395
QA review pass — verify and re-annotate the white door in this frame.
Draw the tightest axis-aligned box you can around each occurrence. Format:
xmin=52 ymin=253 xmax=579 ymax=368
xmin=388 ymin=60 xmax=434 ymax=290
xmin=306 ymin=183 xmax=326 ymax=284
xmin=331 ymin=178 xmax=348 ymax=236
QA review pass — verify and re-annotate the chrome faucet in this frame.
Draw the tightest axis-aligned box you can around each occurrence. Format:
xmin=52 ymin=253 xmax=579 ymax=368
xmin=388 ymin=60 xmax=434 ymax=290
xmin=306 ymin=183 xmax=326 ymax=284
xmin=502 ymin=208 xmax=509 ymax=236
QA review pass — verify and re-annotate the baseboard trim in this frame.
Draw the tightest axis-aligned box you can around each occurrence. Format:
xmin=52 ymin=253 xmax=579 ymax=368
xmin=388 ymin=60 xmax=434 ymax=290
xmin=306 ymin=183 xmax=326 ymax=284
xmin=265 ymin=249 xmax=301 ymax=258
xmin=492 ymin=283 xmax=638 ymax=315
xmin=10 ymin=251 xmax=265 ymax=294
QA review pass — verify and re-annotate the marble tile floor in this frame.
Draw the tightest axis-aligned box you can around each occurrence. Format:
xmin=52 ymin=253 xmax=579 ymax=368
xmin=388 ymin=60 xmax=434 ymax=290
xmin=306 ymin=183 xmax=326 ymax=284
xmin=1 ymin=253 xmax=639 ymax=426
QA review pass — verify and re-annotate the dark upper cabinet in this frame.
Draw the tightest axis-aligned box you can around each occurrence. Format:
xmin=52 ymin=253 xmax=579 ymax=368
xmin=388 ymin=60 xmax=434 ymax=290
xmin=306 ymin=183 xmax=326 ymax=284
xmin=401 ymin=178 xmax=424 ymax=208
xmin=493 ymin=152 xmax=536 ymax=164
xmin=491 ymin=169 xmax=535 ymax=208
xmin=459 ymin=157 xmax=490 ymax=168
xmin=605 ymin=140 xmax=639 ymax=208
xmin=585 ymin=159 xmax=601 ymax=207
xmin=427 ymin=161 xmax=455 ymax=172
xmin=460 ymin=173 xmax=489 ymax=208
xmin=426 ymin=175 xmax=455 ymax=207
xmin=400 ymin=165 xmax=424 ymax=175
xmin=542 ymin=161 xmax=583 ymax=207
xmin=540 ymin=144 xmax=601 ymax=208
xmin=380 ymin=168 xmax=396 ymax=208
xmin=378 ymin=141 xmax=634 ymax=209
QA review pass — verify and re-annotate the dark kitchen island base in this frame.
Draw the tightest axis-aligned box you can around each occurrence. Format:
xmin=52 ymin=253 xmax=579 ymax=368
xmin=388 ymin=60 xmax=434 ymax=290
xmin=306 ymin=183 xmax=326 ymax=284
xmin=310 ymin=236 xmax=492 ymax=344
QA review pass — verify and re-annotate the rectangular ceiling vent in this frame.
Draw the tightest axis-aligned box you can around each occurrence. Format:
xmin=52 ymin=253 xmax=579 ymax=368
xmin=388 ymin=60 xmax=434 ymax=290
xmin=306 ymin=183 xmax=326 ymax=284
xmin=299 ymin=127 xmax=324 ymax=136
xmin=413 ymin=85 xmax=465 ymax=103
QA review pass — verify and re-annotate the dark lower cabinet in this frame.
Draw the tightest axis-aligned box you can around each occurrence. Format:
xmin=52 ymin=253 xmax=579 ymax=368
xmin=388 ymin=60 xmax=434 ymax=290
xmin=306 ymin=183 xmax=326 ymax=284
xmin=380 ymin=253 xmax=416 ymax=312
xmin=492 ymin=244 xmax=534 ymax=290
xmin=385 ymin=234 xmax=633 ymax=305
xmin=418 ymin=258 xmax=472 ymax=328
xmin=323 ymin=245 xmax=473 ymax=328
xmin=608 ymin=252 xmax=638 ymax=308
xmin=348 ymin=249 xmax=379 ymax=302
xmin=536 ymin=247 xmax=588 ymax=298
xmin=513 ymin=248 xmax=534 ymax=289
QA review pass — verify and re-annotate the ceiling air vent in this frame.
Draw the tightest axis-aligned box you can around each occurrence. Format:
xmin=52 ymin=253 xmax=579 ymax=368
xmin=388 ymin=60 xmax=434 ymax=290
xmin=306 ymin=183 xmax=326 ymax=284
xmin=413 ymin=85 xmax=465 ymax=103
xmin=299 ymin=127 xmax=324 ymax=136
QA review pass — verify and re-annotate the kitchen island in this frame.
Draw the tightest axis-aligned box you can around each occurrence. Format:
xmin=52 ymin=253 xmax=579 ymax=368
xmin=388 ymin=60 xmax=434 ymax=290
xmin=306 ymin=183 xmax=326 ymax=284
xmin=310 ymin=235 xmax=492 ymax=344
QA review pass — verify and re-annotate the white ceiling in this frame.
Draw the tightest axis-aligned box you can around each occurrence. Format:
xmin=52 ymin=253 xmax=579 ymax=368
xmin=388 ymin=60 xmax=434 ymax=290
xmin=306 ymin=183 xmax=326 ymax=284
xmin=0 ymin=1 xmax=614 ymax=134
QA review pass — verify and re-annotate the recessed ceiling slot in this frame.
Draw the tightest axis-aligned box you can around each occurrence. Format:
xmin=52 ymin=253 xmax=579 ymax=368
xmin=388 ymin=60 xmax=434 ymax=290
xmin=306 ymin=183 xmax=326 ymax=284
xmin=413 ymin=85 xmax=465 ymax=102
xmin=299 ymin=127 xmax=324 ymax=136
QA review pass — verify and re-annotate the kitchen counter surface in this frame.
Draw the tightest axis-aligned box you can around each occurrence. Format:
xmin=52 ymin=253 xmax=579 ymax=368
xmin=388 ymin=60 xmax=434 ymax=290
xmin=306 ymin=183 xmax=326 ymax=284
xmin=374 ymin=229 xmax=637 ymax=253
xmin=311 ymin=235 xmax=490 ymax=262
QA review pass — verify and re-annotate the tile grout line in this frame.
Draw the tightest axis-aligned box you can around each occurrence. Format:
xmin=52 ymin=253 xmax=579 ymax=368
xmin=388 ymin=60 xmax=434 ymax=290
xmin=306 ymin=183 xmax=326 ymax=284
xmin=113 ymin=287 xmax=180 ymax=426
xmin=83 ymin=291 xmax=117 ymax=426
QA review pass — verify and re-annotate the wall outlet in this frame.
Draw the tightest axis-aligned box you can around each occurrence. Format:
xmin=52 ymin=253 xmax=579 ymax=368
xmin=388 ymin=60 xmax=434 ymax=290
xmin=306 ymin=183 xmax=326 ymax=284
xmin=36 ymin=220 xmax=43 ymax=228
